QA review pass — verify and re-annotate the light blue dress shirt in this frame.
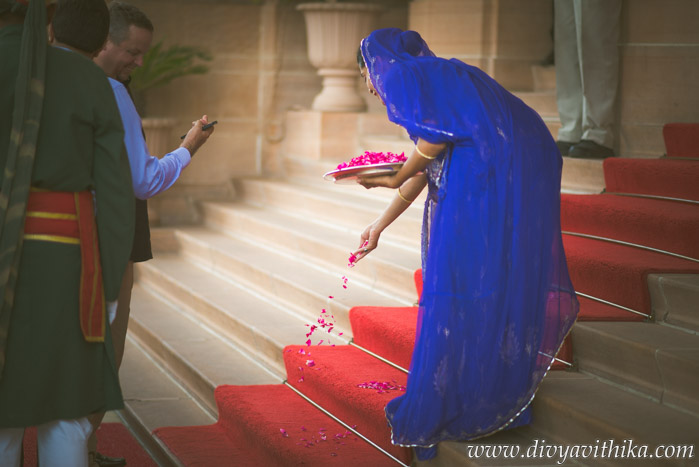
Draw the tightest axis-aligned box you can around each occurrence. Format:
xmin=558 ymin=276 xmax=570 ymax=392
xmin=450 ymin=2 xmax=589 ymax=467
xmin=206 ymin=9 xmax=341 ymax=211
xmin=109 ymin=77 xmax=191 ymax=200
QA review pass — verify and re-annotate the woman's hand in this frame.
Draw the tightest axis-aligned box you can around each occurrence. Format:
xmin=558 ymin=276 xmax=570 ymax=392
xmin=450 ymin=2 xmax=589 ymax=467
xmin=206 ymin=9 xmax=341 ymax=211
xmin=357 ymin=173 xmax=400 ymax=189
xmin=357 ymin=139 xmax=446 ymax=190
xmin=351 ymin=221 xmax=382 ymax=263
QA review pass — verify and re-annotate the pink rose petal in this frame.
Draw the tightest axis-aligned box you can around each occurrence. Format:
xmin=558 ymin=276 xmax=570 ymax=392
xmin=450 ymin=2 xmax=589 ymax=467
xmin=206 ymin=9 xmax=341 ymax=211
xmin=336 ymin=151 xmax=407 ymax=170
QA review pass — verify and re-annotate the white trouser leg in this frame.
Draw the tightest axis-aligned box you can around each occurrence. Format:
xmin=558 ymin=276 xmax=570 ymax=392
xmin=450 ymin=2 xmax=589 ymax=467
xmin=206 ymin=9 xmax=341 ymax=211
xmin=554 ymin=0 xmax=583 ymax=143
xmin=0 ymin=427 xmax=23 ymax=467
xmin=37 ymin=417 xmax=93 ymax=467
xmin=578 ymin=0 xmax=621 ymax=148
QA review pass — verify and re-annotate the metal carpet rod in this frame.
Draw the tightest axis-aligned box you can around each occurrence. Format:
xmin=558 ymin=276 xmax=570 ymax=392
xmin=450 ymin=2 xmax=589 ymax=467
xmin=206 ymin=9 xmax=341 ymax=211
xmin=283 ymin=381 xmax=410 ymax=467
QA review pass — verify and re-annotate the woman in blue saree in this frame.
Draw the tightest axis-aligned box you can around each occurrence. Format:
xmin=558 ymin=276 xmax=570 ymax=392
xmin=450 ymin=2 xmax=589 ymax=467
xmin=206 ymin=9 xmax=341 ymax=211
xmin=352 ymin=29 xmax=579 ymax=460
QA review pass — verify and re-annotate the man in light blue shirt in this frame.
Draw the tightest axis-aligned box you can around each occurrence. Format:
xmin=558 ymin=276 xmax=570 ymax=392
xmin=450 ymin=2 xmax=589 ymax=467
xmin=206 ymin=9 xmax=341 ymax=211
xmin=109 ymin=79 xmax=202 ymax=199
xmin=90 ymin=3 xmax=214 ymax=466
xmin=96 ymin=4 xmax=212 ymax=200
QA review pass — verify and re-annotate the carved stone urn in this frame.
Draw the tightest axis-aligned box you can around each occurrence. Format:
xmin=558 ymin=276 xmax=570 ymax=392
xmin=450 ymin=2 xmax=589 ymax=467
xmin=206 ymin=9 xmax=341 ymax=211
xmin=141 ymin=117 xmax=177 ymax=159
xmin=297 ymin=2 xmax=383 ymax=112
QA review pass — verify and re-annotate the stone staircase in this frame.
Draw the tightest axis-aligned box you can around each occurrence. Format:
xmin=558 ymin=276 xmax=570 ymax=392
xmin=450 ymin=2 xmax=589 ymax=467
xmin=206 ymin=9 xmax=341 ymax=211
xmin=116 ymin=68 xmax=699 ymax=466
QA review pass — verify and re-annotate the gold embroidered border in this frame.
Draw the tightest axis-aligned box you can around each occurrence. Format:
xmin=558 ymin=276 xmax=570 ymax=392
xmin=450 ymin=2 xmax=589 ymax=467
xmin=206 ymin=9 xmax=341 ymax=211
xmin=23 ymin=234 xmax=79 ymax=245
xmin=25 ymin=211 xmax=77 ymax=220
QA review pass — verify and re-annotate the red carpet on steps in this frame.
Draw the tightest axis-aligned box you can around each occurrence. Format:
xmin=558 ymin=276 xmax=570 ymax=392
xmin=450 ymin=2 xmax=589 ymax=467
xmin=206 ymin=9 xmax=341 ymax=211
xmin=663 ymin=122 xmax=699 ymax=158
xmin=22 ymin=423 xmax=155 ymax=467
xmin=349 ymin=305 xmax=576 ymax=370
xmin=155 ymin=384 xmax=400 ymax=466
xmin=604 ymin=123 xmax=699 ymax=200
xmin=284 ymin=345 xmax=411 ymax=464
xmin=563 ymin=235 xmax=699 ymax=316
xmin=350 ymin=306 xmax=417 ymax=370
xmin=561 ymin=193 xmax=699 ymax=259
xmin=603 ymin=158 xmax=699 ymax=201
xmin=155 ymin=424 xmax=264 ymax=467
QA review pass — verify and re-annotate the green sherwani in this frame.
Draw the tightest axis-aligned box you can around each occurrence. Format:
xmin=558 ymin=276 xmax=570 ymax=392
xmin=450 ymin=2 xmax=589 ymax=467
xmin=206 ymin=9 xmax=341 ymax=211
xmin=0 ymin=24 xmax=135 ymax=427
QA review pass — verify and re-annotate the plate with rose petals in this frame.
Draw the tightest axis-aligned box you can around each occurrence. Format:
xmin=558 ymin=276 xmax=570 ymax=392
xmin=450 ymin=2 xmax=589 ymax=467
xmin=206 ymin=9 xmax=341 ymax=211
xmin=323 ymin=163 xmax=404 ymax=184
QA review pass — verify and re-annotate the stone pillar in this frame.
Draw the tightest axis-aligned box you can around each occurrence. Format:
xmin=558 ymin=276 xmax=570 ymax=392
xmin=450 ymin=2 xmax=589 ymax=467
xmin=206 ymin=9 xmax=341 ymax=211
xmin=408 ymin=0 xmax=552 ymax=90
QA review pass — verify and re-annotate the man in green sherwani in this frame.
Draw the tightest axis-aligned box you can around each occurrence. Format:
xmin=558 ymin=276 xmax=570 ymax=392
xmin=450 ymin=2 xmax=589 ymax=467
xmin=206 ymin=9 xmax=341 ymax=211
xmin=0 ymin=0 xmax=134 ymax=465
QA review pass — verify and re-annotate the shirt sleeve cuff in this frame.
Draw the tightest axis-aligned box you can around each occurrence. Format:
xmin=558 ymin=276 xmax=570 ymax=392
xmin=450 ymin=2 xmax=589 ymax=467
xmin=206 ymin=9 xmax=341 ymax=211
xmin=172 ymin=146 xmax=192 ymax=167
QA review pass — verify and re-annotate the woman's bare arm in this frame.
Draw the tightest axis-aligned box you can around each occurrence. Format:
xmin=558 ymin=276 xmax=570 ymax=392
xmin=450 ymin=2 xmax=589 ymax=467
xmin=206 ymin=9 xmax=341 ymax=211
xmin=351 ymin=173 xmax=427 ymax=262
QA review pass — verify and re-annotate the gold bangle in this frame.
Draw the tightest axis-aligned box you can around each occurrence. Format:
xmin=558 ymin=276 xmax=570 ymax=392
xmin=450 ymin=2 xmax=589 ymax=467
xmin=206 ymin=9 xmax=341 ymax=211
xmin=397 ymin=187 xmax=412 ymax=204
xmin=415 ymin=145 xmax=437 ymax=160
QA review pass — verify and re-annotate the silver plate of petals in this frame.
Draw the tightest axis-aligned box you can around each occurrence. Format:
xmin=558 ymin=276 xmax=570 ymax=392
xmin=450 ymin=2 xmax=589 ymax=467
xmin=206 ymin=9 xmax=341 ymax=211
xmin=323 ymin=163 xmax=404 ymax=184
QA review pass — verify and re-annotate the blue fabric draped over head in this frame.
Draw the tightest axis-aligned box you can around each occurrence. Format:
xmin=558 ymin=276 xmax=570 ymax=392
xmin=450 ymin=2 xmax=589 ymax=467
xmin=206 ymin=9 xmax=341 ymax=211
xmin=361 ymin=28 xmax=579 ymax=460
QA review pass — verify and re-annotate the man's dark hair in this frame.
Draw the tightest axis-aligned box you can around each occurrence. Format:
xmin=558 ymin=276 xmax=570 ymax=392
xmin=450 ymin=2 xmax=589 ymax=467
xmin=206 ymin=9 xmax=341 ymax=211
xmin=108 ymin=1 xmax=153 ymax=45
xmin=52 ymin=0 xmax=109 ymax=55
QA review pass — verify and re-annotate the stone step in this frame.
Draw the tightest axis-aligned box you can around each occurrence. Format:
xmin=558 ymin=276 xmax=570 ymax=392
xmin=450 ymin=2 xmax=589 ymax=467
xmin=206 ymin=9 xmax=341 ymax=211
xmin=358 ymin=112 xmax=407 ymax=138
xmin=542 ymin=116 xmax=560 ymax=141
xmin=561 ymin=157 xmax=605 ymax=194
xmin=142 ymin=230 xmax=407 ymax=335
xmin=118 ymin=335 xmax=216 ymax=466
xmin=127 ymin=284 xmax=281 ymax=411
xmin=514 ymin=90 xmax=558 ymax=118
xmin=237 ymin=178 xmax=423 ymax=249
xmin=532 ymin=372 xmax=699 ymax=466
xmin=200 ymin=201 xmax=420 ymax=302
xmin=572 ymin=321 xmax=699 ymax=415
xmin=358 ymin=134 xmax=415 ymax=156
xmin=649 ymin=273 xmax=699 ymax=333
xmin=134 ymin=251 xmax=341 ymax=373
xmin=430 ymin=427 xmax=581 ymax=466
xmin=283 ymin=155 xmax=342 ymax=183
xmin=532 ymin=65 xmax=556 ymax=92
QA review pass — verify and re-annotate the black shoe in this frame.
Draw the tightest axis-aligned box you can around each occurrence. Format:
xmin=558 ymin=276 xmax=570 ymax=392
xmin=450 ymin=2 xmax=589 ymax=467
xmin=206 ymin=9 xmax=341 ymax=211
xmin=90 ymin=451 xmax=127 ymax=467
xmin=568 ymin=140 xmax=615 ymax=159
xmin=556 ymin=140 xmax=576 ymax=156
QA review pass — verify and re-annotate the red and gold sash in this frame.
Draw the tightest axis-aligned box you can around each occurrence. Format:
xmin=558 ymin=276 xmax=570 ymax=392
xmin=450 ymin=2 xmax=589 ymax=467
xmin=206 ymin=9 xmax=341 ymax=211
xmin=24 ymin=189 xmax=105 ymax=342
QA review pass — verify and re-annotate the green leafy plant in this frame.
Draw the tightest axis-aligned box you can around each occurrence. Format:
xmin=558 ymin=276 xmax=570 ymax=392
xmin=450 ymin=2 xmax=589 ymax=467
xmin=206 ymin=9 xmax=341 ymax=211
xmin=129 ymin=40 xmax=213 ymax=113
xmin=130 ymin=40 xmax=212 ymax=92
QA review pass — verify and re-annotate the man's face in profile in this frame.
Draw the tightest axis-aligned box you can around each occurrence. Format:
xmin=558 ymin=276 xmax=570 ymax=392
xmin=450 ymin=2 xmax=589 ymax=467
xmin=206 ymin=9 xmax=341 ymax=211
xmin=100 ymin=24 xmax=152 ymax=82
